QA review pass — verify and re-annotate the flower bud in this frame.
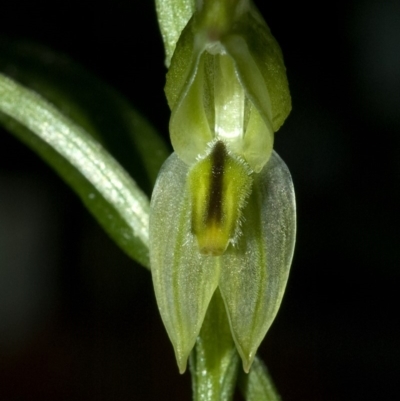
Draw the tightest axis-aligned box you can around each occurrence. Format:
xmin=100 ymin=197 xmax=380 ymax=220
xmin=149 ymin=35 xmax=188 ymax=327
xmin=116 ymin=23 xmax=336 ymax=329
xmin=165 ymin=0 xmax=291 ymax=172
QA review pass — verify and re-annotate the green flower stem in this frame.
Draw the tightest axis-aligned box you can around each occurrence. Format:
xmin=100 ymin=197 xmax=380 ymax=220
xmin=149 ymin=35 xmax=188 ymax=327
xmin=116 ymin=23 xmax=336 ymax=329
xmin=239 ymin=357 xmax=282 ymax=401
xmin=189 ymin=288 xmax=240 ymax=401
xmin=189 ymin=287 xmax=283 ymax=401
xmin=0 ymin=73 xmax=151 ymax=268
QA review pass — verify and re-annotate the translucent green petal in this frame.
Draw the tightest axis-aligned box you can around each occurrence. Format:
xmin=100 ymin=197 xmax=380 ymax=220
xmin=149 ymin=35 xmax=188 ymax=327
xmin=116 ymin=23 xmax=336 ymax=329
xmin=223 ymin=35 xmax=273 ymax=127
xmin=164 ymin=19 xmax=196 ymax=111
xmin=226 ymin=6 xmax=291 ymax=132
xmin=155 ymin=0 xmax=195 ymax=67
xmin=164 ymin=20 xmax=213 ymax=165
xmin=150 ymin=153 xmax=220 ymax=372
xmin=219 ymin=151 xmax=296 ymax=372
xmin=241 ymin=104 xmax=274 ymax=173
xmin=169 ymin=54 xmax=213 ymax=165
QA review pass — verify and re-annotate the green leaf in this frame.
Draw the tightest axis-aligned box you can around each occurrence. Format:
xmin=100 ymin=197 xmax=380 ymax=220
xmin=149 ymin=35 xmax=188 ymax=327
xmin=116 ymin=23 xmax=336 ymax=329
xmin=0 ymin=73 xmax=151 ymax=268
xmin=239 ymin=357 xmax=281 ymax=401
xmin=155 ymin=0 xmax=195 ymax=67
xmin=0 ymin=40 xmax=170 ymax=194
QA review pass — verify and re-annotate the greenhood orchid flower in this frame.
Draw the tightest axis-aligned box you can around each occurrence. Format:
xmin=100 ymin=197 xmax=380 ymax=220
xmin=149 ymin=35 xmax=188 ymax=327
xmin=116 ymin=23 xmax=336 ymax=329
xmin=150 ymin=0 xmax=296 ymax=374
xmin=165 ymin=0 xmax=291 ymax=173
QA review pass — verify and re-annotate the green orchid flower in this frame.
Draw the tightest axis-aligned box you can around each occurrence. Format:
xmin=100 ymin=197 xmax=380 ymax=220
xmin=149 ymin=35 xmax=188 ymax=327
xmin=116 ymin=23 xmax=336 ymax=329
xmin=150 ymin=0 xmax=296 ymax=374
xmin=165 ymin=0 xmax=291 ymax=173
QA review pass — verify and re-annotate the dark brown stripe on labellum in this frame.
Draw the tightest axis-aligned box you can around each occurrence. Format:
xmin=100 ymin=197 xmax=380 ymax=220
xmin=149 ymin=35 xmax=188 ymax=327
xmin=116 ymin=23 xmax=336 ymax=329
xmin=207 ymin=141 xmax=226 ymax=224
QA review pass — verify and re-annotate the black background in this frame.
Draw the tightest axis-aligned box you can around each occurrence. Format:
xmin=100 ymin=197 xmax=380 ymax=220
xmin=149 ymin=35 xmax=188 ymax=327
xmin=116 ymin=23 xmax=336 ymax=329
xmin=0 ymin=1 xmax=399 ymax=400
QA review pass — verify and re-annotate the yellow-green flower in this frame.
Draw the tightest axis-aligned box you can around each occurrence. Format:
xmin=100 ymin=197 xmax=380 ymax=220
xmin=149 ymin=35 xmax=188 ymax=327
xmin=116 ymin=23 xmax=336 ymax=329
xmin=165 ymin=0 xmax=291 ymax=172
xmin=150 ymin=0 xmax=296 ymax=373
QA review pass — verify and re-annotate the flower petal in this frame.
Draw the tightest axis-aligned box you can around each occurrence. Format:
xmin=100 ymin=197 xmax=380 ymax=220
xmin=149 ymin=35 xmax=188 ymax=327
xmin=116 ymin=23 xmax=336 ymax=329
xmin=155 ymin=0 xmax=195 ymax=67
xmin=219 ymin=151 xmax=296 ymax=372
xmin=224 ymin=5 xmax=291 ymax=133
xmin=165 ymin=22 xmax=214 ymax=165
xmin=150 ymin=153 xmax=220 ymax=373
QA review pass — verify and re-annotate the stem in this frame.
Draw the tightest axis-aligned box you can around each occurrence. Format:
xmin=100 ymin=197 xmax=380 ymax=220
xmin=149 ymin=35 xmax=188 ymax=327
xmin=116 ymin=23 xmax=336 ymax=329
xmin=189 ymin=288 xmax=240 ymax=401
xmin=238 ymin=357 xmax=282 ymax=401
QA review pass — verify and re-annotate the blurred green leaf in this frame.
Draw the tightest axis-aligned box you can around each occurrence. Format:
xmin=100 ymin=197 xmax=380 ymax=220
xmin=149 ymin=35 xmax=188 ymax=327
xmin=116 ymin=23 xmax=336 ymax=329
xmin=0 ymin=39 xmax=170 ymax=195
xmin=0 ymin=73 xmax=150 ymax=268
xmin=239 ymin=357 xmax=281 ymax=401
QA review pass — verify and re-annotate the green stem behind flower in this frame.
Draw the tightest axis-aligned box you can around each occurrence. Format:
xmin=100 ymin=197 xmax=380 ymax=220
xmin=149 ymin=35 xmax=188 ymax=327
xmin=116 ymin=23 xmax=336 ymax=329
xmin=189 ymin=288 xmax=240 ymax=401
xmin=239 ymin=357 xmax=282 ymax=401
xmin=189 ymin=288 xmax=283 ymax=401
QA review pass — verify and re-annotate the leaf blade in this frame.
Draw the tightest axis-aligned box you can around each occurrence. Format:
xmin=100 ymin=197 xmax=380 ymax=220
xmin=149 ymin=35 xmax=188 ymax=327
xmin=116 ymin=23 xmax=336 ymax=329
xmin=0 ymin=40 xmax=170 ymax=194
xmin=0 ymin=73 xmax=150 ymax=268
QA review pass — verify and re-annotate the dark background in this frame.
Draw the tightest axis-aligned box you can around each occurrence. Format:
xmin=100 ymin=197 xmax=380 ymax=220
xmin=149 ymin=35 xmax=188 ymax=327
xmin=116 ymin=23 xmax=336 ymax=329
xmin=0 ymin=0 xmax=399 ymax=400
